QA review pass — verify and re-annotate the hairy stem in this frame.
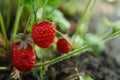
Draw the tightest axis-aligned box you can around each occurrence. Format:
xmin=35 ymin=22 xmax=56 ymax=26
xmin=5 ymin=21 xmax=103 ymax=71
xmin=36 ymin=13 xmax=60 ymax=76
xmin=39 ymin=59 xmax=44 ymax=80
xmin=35 ymin=45 xmax=88 ymax=67
xmin=103 ymin=30 xmax=120 ymax=41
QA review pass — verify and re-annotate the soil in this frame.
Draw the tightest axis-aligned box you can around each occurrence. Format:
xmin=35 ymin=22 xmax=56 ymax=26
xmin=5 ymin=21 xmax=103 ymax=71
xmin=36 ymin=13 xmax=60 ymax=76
xmin=0 ymin=51 xmax=120 ymax=80
xmin=46 ymin=51 xmax=120 ymax=80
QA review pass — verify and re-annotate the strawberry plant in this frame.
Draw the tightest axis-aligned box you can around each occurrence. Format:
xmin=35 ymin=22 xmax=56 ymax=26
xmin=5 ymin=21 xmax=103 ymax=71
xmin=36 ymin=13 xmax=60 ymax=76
xmin=0 ymin=0 xmax=120 ymax=80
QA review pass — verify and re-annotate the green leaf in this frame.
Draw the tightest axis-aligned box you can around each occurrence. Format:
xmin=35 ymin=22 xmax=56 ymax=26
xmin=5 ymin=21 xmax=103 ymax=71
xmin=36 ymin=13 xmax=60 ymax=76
xmin=85 ymin=33 xmax=104 ymax=54
xmin=80 ymin=75 xmax=94 ymax=80
xmin=21 ymin=0 xmax=33 ymax=4
xmin=32 ymin=68 xmax=41 ymax=80
xmin=33 ymin=0 xmax=42 ymax=10
xmin=36 ymin=7 xmax=70 ymax=32
xmin=27 ymin=13 xmax=35 ymax=32
xmin=103 ymin=18 xmax=120 ymax=31
xmin=20 ymin=0 xmax=41 ymax=11
xmin=48 ymin=8 xmax=70 ymax=31
xmin=72 ymin=35 xmax=84 ymax=49
xmin=52 ymin=10 xmax=70 ymax=33
xmin=35 ymin=45 xmax=54 ymax=59
xmin=47 ymin=0 xmax=65 ymax=7
xmin=36 ymin=8 xmax=43 ymax=21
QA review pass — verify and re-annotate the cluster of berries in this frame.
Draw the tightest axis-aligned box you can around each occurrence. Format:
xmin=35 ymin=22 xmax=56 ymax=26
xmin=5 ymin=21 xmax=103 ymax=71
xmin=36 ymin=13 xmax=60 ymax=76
xmin=10 ymin=21 xmax=72 ymax=72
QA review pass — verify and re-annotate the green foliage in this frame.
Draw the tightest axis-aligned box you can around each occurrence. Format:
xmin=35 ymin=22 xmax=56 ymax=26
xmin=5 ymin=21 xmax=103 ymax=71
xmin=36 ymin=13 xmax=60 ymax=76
xmin=35 ymin=45 xmax=55 ymax=59
xmin=47 ymin=0 xmax=65 ymax=7
xmin=80 ymin=74 xmax=94 ymax=80
xmin=107 ymin=0 xmax=115 ymax=3
xmin=85 ymin=33 xmax=104 ymax=54
xmin=26 ymin=0 xmax=69 ymax=33
xmin=47 ymin=0 xmax=59 ymax=6
xmin=32 ymin=68 xmax=41 ymax=80
xmin=49 ymin=9 xmax=70 ymax=32
xmin=20 ymin=0 xmax=33 ymax=4
xmin=19 ymin=0 xmax=41 ymax=11
xmin=103 ymin=18 xmax=120 ymax=31
xmin=26 ymin=13 xmax=36 ymax=33
xmin=72 ymin=35 xmax=84 ymax=49
xmin=36 ymin=7 xmax=70 ymax=32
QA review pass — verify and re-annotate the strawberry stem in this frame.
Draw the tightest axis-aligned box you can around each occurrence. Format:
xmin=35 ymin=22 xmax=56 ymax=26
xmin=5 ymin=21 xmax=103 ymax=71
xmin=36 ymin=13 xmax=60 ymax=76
xmin=102 ymin=30 xmax=120 ymax=41
xmin=35 ymin=45 xmax=89 ymax=67
xmin=39 ymin=59 xmax=44 ymax=80
xmin=56 ymin=30 xmax=72 ymax=44
xmin=0 ymin=12 xmax=9 ymax=51
xmin=0 ymin=67 xmax=11 ymax=71
xmin=41 ymin=0 xmax=49 ymax=20
xmin=12 ymin=5 xmax=24 ymax=39
xmin=23 ymin=10 xmax=34 ymax=35
xmin=75 ymin=0 xmax=97 ymax=35
xmin=56 ymin=30 xmax=65 ymax=37
xmin=6 ymin=0 xmax=11 ymax=31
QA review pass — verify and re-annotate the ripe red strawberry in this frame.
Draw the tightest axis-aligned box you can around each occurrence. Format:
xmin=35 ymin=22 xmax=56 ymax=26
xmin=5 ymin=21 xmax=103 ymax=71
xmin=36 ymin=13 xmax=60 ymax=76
xmin=32 ymin=21 xmax=56 ymax=48
xmin=10 ymin=42 xmax=36 ymax=72
xmin=57 ymin=38 xmax=72 ymax=54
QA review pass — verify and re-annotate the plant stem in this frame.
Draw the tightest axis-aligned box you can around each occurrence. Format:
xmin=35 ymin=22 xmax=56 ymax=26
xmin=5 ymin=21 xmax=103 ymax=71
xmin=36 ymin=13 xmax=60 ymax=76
xmin=75 ymin=0 xmax=97 ymax=35
xmin=23 ymin=11 xmax=33 ymax=34
xmin=56 ymin=30 xmax=65 ymax=37
xmin=0 ymin=67 xmax=10 ymax=71
xmin=0 ymin=12 xmax=9 ymax=50
xmin=47 ymin=0 xmax=65 ymax=16
xmin=103 ymin=30 xmax=120 ymax=41
xmin=12 ymin=5 xmax=24 ymax=37
xmin=41 ymin=0 xmax=49 ymax=20
xmin=35 ymin=45 xmax=88 ymax=67
xmin=6 ymin=0 xmax=11 ymax=31
xmin=39 ymin=59 xmax=44 ymax=80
